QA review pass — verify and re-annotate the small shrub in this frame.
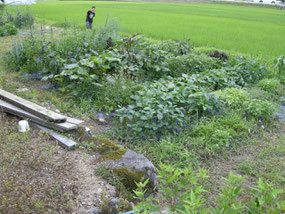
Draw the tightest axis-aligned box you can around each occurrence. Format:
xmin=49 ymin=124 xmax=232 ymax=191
xmin=245 ymin=99 xmax=277 ymax=121
xmin=257 ymin=78 xmax=281 ymax=93
xmin=165 ymin=53 xmax=220 ymax=77
xmin=95 ymin=75 xmax=138 ymax=113
xmin=0 ymin=23 xmax=17 ymax=37
xmin=187 ymin=89 xmax=224 ymax=116
xmin=226 ymin=57 xmax=268 ymax=87
xmin=216 ymin=88 xmax=250 ymax=109
xmin=5 ymin=8 xmax=34 ymax=28
xmin=187 ymin=111 xmax=254 ymax=156
xmin=274 ymin=55 xmax=285 ymax=82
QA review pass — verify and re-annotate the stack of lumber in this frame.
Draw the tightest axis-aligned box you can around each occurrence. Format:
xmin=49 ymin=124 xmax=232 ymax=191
xmin=0 ymin=89 xmax=84 ymax=150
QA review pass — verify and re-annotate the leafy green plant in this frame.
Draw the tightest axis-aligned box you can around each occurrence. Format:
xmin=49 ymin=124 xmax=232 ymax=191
xmin=117 ymin=75 xmax=200 ymax=136
xmin=134 ymin=164 xmax=209 ymax=213
xmin=165 ymin=53 xmax=220 ymax=77
xmin=226 ymin=57 xmax=267 ymax=87
xmin=188 ymin=111 xmax=254 ymax=157
xmin=0 ymin=23 xmax=17 ymax=36
xmin=95 ymin=75 xmax=139 ymax=112
xmin=187 ymin=89 xmax=223 ymax=117
xmin=257 ymin=78 xmax=281 ymax=93
xmin=216 ymin=87 xmax=276 ymax=121
xmin=248 ymin=179 xmax=285 ymax=213
xmin=216 ymin=88 xmax=250 ymax=109
xmin=4 ymin=7 xmax=34 ymax=28
xmin=212 ymin=171 xmax=246 ymax=213
xmin=133 ymin=179 xmax=159 ymax=214
xmin=245 ymin=99 xmax=277 ymax=121
xmin=44 ymin=53 xmax=121 ymax=97
xmin=274 ymin=55 xmax=285 ymax=81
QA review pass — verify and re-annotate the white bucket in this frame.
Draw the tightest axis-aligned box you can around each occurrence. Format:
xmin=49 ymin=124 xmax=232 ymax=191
xmin=18 ymin=120 xmax=30 ymax=133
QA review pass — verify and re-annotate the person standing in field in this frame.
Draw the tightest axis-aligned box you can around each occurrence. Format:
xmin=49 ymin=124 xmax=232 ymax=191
xmin=86 ymin=6 xmax=95 ymax=29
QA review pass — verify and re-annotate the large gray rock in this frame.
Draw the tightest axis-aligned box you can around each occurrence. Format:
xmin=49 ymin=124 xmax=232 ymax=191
xmin=103 ymin=149 xmax=158 ymax=190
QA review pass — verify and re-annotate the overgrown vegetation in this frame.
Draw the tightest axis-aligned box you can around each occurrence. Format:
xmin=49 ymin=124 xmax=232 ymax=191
xmin=0 ymin=6 xmax=34 ymax=36
xmin=1 ymin=7 xmax=285 ymax=213
xmin=134 ymin=166 xmax=285 ymax=213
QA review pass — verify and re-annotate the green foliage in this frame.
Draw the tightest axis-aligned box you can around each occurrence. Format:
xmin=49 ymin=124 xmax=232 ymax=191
xmin=44 ymin=53 xmax=120 ymax=97
xmin=0 ymin=7 xmax=34 ymax=29
xmin=134 ymin=165 xmax=209 ymax=213
xmin=248 ymin=179 xmax=285 ymax=213
xmin=274 ymin=55 xmax=285 ymax=83
xmin=117 ymin=75 xmax=200 ymax=136
xmin=213 ymin=171 xmax=245 ymax=213
xmin=95 ymin=75 xmax=138 ymax=113
xmin=216 ymin=87 xmax=277 ymax=121
xmin=134 ymin=167 xmax=284 ymax=213
xmin=117 ymin=57 xmax=267 ymax=136
xmin=225 ymin=57 xmax=267 ymax=87
xmin=5 ymin=18 xmax=120 ymax=74
xmin=216 ymin=88 xmax=250 ymax=109
xmin=246 ymin=99 xmax=277 ymax=121
xmin=188 ymin=112 xmax=254 ymax=156
xmin=257 ymin=78 xmax=281 ymax=93
xmin=133 ymin=179 xmax=159 ymax=214
xmin=114 ymin=34 xmax=192 ymax=80
xmin=0 ymin=23 xmax=18 ymax=36
xmin=187 ymin=89 xmax=223 ymax=116
xmin=165 ymin=53 xmax=221 ymax=77
xmin=30 ymin=1 xmax=285 ymax=58
xmin=6 ymin=8 xmax=34 ymax=28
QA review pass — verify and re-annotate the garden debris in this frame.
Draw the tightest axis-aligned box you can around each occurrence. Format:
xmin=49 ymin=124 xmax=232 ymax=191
xmin=32 ymin=123 xmax=76 ymax=151
xmin=0 ymin=88 xmax=66 ymax=122
xmin=18 ymin=120 xmax=30 ymax=132
xmin=0 ymin=99 xmax=81 ymax=132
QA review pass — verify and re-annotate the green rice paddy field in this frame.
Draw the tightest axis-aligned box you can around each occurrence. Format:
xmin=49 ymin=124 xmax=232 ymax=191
xmin=29 ymin=1 xmax=285 ymax=59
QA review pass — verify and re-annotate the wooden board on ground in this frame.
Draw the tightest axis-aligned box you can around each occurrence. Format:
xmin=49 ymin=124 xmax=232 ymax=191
xmin=0 ymin=99 xmax=83 ymax=132
xmin=0 ymin=89 xmax=66 ymax=123
xmin=32 ymin=123 xmax=76 ymax=151
xmin=66 ymin=116 xmax=84 ymax=125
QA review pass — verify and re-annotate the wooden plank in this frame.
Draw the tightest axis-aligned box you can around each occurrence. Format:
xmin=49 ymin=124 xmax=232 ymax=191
xmin=66 ymin=116 xmax=84 ymax=125
xmin=0 ymin=99 xmax=78 ymax=132
xmin=33 ymin=123 xmax=76 ymax=151
xmin=0 ymin=89 xmax=66 ymax=123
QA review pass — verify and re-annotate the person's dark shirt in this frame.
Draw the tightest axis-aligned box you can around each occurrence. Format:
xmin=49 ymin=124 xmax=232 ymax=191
xmin=86 ymin=10 xmax=95 ymax=23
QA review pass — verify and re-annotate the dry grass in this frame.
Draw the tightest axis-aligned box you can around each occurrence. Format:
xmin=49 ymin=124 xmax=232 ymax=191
xmin=0 ymin=113 xmax=80 ymax=213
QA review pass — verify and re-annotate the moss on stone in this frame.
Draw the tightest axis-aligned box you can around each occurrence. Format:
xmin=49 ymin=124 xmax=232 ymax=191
xmin=113 ymin=167 xmax=146 ymax=191
xmin=96 ymin=138 xmax=120 ymax=154
xmin=101 ymin=148 xmax=127 ymax=161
